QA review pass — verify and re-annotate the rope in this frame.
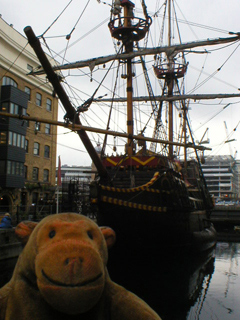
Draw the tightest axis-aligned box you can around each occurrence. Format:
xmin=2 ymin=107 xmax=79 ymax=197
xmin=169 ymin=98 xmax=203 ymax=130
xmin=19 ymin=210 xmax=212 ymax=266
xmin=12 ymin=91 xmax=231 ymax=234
xmin=77 ymin=43 xmax=124 ymax=113
xmin=188 ymin=41 xmax=240 ymax=94
xmin=92 ymin=196 xmax=168 ymax=213
xmin=57 ymin=18 xmax=109 ymax=57
xmin=0 ymin=42 xmax=28 ymax=82
xmin=101 ymin=58 xmax=121 ymax=157
xmin=41 ymin=0 xmax=74 ymax=37
xmin=217 ymin=42 xmax=240 ymax=71
xmin=100 ymin=172 xmax=160 ymax=193
xmin=65 ymin=0 xmax=91 ymax=40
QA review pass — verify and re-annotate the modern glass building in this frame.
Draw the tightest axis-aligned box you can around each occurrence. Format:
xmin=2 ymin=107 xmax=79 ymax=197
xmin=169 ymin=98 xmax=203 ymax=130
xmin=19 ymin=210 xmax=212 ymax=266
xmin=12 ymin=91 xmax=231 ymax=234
xmin=201 ymin=155 xmax=238 ymax=200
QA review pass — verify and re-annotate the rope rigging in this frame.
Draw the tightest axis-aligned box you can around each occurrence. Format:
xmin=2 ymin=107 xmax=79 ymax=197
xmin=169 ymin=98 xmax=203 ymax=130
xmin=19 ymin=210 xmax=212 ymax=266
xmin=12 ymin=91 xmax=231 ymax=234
xmin=188 ymin=41 xmax=240 ymax=94
xmin=41 ymin=0 xmax=74 ymax=37
xmin=101 ymin=59 xmax=121 ymax=158
xmin=76 ymin=43 xmax=124 ymax=115
xmin=21 ymin=0 xmax=240 ymax=160
xmin=41 ymin=0 xmax=92 ymax=65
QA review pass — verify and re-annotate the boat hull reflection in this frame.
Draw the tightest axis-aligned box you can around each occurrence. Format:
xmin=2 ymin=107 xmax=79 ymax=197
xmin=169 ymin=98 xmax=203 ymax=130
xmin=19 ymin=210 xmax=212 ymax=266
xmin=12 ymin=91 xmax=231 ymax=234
xmin=107 ymin=248 xmax=215 ymax=320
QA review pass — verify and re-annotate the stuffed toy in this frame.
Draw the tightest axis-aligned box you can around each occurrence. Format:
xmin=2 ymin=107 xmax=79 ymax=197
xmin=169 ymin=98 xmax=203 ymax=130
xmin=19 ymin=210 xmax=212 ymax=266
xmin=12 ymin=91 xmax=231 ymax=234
xmin=0 ymin=213 xmax=161 ymax=320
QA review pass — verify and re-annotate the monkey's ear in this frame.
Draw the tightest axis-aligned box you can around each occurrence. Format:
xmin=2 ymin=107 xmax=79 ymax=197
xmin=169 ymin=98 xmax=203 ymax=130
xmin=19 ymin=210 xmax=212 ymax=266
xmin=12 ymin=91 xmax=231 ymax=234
xmin=15 ymin=221 xmax=38 ymax=246
xmin=100 ymin=227 xmax=116 ymax=249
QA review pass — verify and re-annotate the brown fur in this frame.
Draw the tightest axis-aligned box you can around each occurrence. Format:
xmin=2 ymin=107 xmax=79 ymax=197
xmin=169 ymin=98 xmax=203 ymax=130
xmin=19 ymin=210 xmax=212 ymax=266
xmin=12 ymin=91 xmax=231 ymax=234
xmin=0 ymin=213 xmax=161 ymax=320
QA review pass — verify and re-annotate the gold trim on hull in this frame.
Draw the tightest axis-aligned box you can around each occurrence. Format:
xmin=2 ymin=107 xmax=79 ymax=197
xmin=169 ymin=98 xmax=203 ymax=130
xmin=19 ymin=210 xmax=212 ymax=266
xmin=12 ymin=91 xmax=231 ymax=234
xmin=100 ymin=172 xmax=160 ymax=193
xmin=99 ymin=196 xmax=168 ymax=212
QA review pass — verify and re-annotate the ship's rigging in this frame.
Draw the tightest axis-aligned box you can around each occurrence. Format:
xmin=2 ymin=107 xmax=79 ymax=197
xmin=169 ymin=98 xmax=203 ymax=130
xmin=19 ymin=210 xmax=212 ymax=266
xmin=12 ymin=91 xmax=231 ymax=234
xmin=3 ymin=0 xmax=239 ymax=164
xmin=3 ymin=0 xmax=240 ymax=255
xmin=33 ymin=34 xmax=240 ymax=74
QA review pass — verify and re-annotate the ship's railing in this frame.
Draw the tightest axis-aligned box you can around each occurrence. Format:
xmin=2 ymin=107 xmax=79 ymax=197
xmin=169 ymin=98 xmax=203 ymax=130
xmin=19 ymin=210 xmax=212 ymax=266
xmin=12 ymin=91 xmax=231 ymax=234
xmin=0 ymin=203 xmax=96 ymax=226
xmin=108 ymin=16 xmax=152 ymax=41
xmin=16 ymin=204 xmax=57 ymax=225
xmin=153 ymin=63 xmax=188 ymax=79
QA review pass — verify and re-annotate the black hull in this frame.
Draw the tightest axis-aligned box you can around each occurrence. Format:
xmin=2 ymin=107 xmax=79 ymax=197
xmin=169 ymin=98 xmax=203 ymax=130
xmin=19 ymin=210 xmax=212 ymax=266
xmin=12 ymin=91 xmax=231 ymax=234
xmin=92 ymin=163 xmax=217 ymax=255
xmin=97 ymin=204 xmax=216 ymax=254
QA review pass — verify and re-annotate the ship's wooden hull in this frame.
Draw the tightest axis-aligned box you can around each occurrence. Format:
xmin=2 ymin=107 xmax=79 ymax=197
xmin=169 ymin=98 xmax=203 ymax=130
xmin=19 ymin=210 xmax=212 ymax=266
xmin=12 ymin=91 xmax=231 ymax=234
xmin=96 ymin=202 xmax=216 ymax=253
xmin=91 ymin=159 xmax=217 ymax=254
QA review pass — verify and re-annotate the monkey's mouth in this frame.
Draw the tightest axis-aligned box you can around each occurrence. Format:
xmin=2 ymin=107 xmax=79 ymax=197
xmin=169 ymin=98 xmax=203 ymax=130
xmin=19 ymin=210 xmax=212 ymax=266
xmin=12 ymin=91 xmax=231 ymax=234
xmin=41 ymin=269 xmax=102 ymax=287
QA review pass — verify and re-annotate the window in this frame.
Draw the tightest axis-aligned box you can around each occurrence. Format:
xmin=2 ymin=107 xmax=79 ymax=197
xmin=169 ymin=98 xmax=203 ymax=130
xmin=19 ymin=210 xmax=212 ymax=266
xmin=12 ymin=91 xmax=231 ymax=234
xmin=25 ymin=139 xmax=29 ymax=153
xmin=36 ymin=93 xmax=42 ymax=106
xmin=8 ymin=103 xmax=25 ymax=116
xmin=44 ymin=145 xmax=50 ymax=158
xmin=45 ymin=123 xmax=51 ymax=134
xmin=11 ymin=162 xmax=16 ymax=175
xmin=2 ymin=76 xmax=17 ymax=87
xmin=25 ymin=86 xmax=31 ymax=100
xmin=46 ymin=98 xmax=52 ymax=111
xmin=21 ymin=136 xmax=25 ymax=149
xmin=32 ymin=192 xmax=38 ymax=204
xmin=5 ymin=161 xmax=23 ymax=176
xmin=13 ymin=133 xmax=17 ymax=146
xmin=33 ymin=142 xmax=40 ymax=156
xmin=17 ymin=134 xmax=21 ymax=147
xmin=16 ymin=162 xmax=20 ymax=175
xmin=0 ymin=161 xmax=5 ymax=175
xmin=43 ymin=169 xmax=49 ymax=182
xmin=8 ymin=132 xmax=25 ymax=148
xmin=9 ymin=103 xmax=19 ymax=115
xmin=20 ymin=163 xmax=24 ymax=177
xmin=7 ymin=161 xmax=11 ymax=175
xmin=8 ymin=132 xmax=13 ymax=145
xmin=32 ymin=167 xmax=39 ymax=181
xmin=24 ymin=165 xmax=28 ymax=179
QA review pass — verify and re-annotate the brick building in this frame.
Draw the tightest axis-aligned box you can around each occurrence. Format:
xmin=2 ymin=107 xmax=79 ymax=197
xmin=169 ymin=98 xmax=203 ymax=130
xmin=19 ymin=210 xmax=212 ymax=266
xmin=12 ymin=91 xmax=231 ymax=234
xmin=0 ymin=17 xmax=58 ymax=217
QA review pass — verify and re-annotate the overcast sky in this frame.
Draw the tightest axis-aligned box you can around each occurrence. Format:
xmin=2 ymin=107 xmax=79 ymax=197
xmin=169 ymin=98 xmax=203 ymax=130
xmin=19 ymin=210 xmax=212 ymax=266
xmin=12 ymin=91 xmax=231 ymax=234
xmin=1 ymin=0 xmax=240 ymax=165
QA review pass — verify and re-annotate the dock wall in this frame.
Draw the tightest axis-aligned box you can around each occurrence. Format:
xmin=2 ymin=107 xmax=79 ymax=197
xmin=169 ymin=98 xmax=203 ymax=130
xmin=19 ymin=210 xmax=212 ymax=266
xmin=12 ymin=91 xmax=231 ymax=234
xmin=0 ymin=229 xmax=22 ymax=261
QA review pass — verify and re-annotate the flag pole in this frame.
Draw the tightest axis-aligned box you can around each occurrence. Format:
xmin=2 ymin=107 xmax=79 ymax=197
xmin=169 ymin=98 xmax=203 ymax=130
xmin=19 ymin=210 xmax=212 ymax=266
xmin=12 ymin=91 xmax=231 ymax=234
xmin=57 ymin=156 xmax=62 ymax=214
xmin=57 ymin=186 xmax=59 ymax=214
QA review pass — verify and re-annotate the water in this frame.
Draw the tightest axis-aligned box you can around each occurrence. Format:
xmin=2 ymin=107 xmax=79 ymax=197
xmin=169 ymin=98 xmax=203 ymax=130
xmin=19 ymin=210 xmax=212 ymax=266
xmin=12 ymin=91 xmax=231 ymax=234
xmin=1 ymin=242 xmax=240 ymax=320
xmin=107 ymin=242 xmax=240 ymax=320
xmin=187 ymin=242 xmax=240 ymax=320
xmin=0 ymin=257 xmax=18 ymax=288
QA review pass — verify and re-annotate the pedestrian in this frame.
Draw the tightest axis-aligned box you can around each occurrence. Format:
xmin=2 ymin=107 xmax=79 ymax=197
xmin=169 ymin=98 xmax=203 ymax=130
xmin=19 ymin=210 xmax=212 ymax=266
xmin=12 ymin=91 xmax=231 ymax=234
xmin=0 ymin=213 xmax=13 ymax=228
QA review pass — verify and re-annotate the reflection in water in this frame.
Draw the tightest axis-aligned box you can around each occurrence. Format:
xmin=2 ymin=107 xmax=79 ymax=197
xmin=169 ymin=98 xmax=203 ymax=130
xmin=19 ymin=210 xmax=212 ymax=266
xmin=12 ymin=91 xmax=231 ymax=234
xmin=0 ymin=257 xmax=18 ymax=288
xmin=107 ymin=248 xmax=215 ymax=320
xmin=188 ymin=242 xmax=240 ymax=320
xmin=1 ymin=243 xmax=240 ymax=319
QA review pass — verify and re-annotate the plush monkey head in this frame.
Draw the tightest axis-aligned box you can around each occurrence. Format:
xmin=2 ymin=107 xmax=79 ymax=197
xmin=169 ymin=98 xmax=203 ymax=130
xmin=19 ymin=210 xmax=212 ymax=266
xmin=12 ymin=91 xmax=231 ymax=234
xmin=15 ymin=213 xmax=116 ymax=315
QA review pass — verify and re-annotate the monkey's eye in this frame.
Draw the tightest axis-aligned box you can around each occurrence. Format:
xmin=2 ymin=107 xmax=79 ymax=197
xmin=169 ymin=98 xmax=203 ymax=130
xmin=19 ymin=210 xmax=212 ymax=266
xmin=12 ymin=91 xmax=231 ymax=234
xmin=87 ymin=231 xmax=93 ymax=240
xmin=49 ymin=230 xmax=56 ymax=239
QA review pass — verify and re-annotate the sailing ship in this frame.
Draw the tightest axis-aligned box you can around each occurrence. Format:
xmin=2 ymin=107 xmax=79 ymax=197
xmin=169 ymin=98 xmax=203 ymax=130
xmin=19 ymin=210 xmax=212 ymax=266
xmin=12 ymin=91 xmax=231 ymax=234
xmin=22 ymin=0 xmax=240 ymax=253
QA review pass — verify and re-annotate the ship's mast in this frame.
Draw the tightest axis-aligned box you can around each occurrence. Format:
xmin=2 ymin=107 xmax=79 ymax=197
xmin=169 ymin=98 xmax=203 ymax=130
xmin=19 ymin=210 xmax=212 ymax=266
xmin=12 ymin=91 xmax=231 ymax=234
xmin=109 ymin=0 xmax=151 ymax=156
xmin=124 ymin=2 xmax=134 ymax=156
xmin=154 ymin=0 xmax=188 ymax=160
xmin=167 ymin=0 xmax=174 ymax=158
xmin=27 ymin=0 xmax=240 ymax=162
xmin=167 ymin=0 xmax=189 ymax=163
